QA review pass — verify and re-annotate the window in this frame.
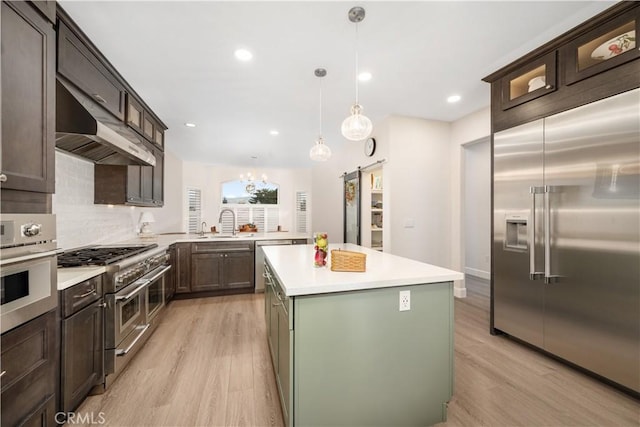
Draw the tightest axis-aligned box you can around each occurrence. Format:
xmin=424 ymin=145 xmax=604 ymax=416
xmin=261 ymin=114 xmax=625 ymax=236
xmin=219 ymin=180 xmax=280 ymax=233
xmin=187 ymin=188 xmax=201 ymax=233
xmin=221 ymin=180 xmax=279 ymax=205
xmin=296 ymin=191 xmax=309 ymax=233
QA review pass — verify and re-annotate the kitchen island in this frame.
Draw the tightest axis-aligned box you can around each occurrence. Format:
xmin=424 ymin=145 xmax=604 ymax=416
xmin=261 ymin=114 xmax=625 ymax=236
xmin=263 ymin=243 xmax=463 ymax=427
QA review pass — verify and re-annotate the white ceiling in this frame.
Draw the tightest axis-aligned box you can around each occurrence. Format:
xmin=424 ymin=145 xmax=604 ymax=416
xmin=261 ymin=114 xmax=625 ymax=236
xmin=59 ymin=1 xmax=615 ymax=168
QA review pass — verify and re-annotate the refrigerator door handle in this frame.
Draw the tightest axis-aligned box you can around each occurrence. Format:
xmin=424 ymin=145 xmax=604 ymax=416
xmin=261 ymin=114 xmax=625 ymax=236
xmin=529 ymin=186 xmax=544 ymax=280
xmin=544 ymin=185 xmax=561 ymax=284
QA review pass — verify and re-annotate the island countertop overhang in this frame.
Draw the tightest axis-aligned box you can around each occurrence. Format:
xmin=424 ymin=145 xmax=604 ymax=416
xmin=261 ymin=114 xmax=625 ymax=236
xmin=263 ymin=243 xmax=464 ymax=297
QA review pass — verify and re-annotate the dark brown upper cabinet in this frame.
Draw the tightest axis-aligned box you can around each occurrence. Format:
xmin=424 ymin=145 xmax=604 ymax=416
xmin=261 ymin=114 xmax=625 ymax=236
xmin=154 ymin=126 xmax=165 ymax=150
xmin=0 ymin=0 xmax=56 ymax=198
xmin=127 ymin=92 xmax=165 ymax=150
xmin=57 ymin=20 xmax=126 ymax=121
xmin=500 ymin=51 xmax=557 ymax=110
xmin=94 ymin=143 xmax=164 ymax=207
xmin=564 ymin=7 xmax=639 ymax=85
xmin=484 ymin=2 xmax=640 ymax=133
xmin=126 ymin=93 xmax=144 ymax=134
xmin=143 ymin=114 xmax=155 ymax=142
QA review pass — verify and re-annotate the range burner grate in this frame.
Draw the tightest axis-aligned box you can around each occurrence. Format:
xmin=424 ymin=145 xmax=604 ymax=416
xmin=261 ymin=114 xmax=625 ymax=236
xmin=57 ymin=245 xmax=158 ymax=267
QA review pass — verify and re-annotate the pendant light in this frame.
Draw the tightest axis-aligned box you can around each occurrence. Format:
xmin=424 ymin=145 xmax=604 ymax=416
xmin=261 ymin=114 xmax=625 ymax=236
xmin=310 ymin=68 xmax=332 ymax=161
xmin=341 ymin=6 xmax=373 ymax=142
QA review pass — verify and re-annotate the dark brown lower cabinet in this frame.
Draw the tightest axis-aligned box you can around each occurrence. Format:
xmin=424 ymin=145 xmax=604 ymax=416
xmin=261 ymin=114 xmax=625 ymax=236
xmin=192 ymin=253 xmax=224 ymax=292
xmin=174 ymin=243 xmax=192 ymax=294
xmin=1 ymin=310 xmax=58 ymax=427
xmin=178 ymin=242 xmax=254 ymax=295
xmin=60 ymin=299 xmax=103 ymax=414
xmin=223 ymin=251 xmax=254 ymax=289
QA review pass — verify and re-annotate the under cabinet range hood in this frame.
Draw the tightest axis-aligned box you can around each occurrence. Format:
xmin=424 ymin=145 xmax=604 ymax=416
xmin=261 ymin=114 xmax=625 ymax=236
xmin=55 ymin=79 xmax=155 ymax=166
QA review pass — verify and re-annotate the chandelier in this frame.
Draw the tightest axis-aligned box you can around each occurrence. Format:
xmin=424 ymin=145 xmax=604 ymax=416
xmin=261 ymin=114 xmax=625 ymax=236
xmin=240 ymin=156 xmax=267 ymax=193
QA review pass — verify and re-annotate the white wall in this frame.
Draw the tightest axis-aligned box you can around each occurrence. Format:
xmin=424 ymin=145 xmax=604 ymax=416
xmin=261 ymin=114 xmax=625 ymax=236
xmin=386 ymin=116 xmax=451 ymax=265
xmin=463 ymin=138 xmax=491 ymax=279
xmin=450 ymin=107 xmax=491 ymax=296
xmin=151 ymin=149 xmax=184 ymax=233
xmin=53 ymin=151 xmax=141 ymax=249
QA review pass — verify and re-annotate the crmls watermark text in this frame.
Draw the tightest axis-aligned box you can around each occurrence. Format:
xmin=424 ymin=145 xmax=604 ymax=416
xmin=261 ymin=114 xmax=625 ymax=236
xmin=55 ymin=412 xmax=106 ymax=425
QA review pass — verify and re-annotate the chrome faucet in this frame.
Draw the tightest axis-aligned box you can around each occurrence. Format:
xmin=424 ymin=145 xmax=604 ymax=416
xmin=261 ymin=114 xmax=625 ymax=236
xmin=200 ymin=221 xmax=207 ymax=236
xmin=219 ymin=208 xmax=237 ymax=236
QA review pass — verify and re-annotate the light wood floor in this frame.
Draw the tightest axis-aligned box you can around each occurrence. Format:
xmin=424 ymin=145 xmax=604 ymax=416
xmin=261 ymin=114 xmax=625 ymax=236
xmin=74 ymin=288 xmax=639 ymax=426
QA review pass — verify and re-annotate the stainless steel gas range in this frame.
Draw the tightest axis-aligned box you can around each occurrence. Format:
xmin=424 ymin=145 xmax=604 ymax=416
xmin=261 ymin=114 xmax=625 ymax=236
xmin=58 ymin=243 xmax=171 ymax=391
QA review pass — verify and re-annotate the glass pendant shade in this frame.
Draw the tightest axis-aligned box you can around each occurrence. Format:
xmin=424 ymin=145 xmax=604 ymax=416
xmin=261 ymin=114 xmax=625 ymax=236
xmin=341 ymin=104 xmax=373 ymax=141
xmin=310 ymin=136 xmax=331 ymax=161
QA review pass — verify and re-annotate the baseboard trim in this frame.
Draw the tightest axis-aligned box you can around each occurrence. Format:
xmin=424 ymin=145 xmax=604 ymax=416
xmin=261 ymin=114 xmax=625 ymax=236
xmin=464 ymin=267 xmax=490 ymax=281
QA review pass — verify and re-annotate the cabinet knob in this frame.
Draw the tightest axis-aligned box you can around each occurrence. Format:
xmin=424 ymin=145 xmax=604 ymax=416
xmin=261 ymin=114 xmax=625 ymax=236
xmin=545 ymin=84 xmax=553 ymax=90
xmin=0 ymin=173 xmax=7 ymax=182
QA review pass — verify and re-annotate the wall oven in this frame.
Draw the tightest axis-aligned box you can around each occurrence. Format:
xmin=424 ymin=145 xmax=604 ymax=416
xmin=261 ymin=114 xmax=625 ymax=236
xmin=0 ymin=214 xmax=57 ymax=334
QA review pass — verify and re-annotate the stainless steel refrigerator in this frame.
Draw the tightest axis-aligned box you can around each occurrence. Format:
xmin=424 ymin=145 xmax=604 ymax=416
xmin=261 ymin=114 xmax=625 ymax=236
xmin=492 ymin=88 xmax=640 ymax=394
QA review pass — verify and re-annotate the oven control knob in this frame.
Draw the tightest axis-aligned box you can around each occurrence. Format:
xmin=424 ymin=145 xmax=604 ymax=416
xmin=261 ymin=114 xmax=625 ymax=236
xmin=23 ymin=223 xmax=41 ymax=237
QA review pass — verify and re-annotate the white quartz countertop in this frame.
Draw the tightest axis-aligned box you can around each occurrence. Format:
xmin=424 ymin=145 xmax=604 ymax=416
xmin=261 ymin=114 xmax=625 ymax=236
xmin=57 ymin=266 xmax=106 ymax=291
xmin=122 ymin=231 xmax=310 ymax=247
xmin=263 ymin=243 xmax=464 ymax=296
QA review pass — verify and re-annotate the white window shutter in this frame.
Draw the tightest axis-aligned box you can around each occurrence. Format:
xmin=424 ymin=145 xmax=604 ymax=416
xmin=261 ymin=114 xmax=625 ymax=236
xmin=187 ymin=188 xmax=202 ymax=233
xmin=296 ymin=191 xmax=308 ymax=233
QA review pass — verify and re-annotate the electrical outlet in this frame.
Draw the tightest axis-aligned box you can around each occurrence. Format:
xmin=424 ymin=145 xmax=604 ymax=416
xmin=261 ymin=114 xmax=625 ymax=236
xmin=399 ymin=290 xmax=410 ymax=311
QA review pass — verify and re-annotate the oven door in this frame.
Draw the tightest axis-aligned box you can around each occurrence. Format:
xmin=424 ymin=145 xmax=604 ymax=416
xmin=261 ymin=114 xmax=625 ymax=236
xmin=145 ymin=265 xmax=170 ymax=322
xmin=0 ymin=251 xmax=58 ymax=334
xmin=106 ymin=280 xmax=147 ymax=351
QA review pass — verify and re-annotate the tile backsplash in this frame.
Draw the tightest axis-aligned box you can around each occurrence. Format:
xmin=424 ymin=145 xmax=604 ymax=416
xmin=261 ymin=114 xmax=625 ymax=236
xmin=53 ymin=151 xmax=140 ymax=250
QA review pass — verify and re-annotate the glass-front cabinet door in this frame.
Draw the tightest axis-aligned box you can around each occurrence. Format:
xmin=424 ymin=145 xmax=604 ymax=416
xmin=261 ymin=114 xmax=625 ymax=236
xmin=564 ymin=9 xmax=638 ymax=84
xmin=500 ymin=51 xmax=556 ymax=110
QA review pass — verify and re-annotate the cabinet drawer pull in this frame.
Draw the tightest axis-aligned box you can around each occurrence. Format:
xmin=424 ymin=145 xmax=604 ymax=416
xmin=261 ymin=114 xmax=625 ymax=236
xmin=0 ymin=173 xmax=7 ymax=182
xmin=93 ymin=93 xmax=107 ymax=103
xmin=74 ymin=288 xmax=96 ymax=298
xmin=0 ymin=370 xmax=6 ymax=378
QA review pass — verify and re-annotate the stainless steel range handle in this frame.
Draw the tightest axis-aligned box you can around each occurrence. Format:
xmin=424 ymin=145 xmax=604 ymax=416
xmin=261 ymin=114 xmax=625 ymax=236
xmin=115 ymin=324 xmax=150 ymax=356
xmin=142 ymin=265 xmax=171 ymax=283
xmin=529 ymin=186 xmax=544 ymax=280
xmin=115 ymin=282 xmax=148 ymax=301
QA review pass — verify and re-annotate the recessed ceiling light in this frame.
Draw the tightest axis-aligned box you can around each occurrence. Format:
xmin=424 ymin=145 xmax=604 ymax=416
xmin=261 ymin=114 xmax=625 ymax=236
xmin=234 ymin=48 xmax=253 ymax=61
xmin=447 ymin=94 xmax=461 ymax=103
xmin=358 ymin=72 xmax=372 ymax=82
xmin=184 ymin=122 xmax=196 ymax=128
xmin=269 ymin=130 xmax=279 ymax=136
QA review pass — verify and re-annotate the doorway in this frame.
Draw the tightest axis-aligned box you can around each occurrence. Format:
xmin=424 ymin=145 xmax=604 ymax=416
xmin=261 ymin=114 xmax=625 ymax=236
xmin=462 ymin=137 xmax=491 ymax=297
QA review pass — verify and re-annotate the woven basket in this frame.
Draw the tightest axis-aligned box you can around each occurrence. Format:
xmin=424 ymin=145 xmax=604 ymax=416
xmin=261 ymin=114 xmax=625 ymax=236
xmin=330 ymin=249 xmax=366 ymax=272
